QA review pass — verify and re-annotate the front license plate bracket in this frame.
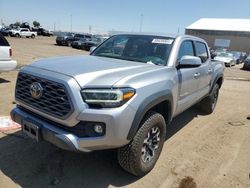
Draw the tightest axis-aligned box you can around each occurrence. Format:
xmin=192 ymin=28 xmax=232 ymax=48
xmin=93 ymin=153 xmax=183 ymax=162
xmin=22 ymin=120 xmax=42 ymax=142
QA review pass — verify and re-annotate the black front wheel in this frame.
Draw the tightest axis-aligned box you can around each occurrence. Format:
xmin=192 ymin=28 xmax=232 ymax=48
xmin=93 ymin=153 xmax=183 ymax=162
xmin=118 ymin=111 xmax=166 ymax=176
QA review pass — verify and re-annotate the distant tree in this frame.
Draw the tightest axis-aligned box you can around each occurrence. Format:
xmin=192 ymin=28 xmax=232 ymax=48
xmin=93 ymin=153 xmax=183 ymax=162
xmin=33 ymin=21 xmax=40 ymax=27
xmin=14 ymin=22 xmax=21 ymax=27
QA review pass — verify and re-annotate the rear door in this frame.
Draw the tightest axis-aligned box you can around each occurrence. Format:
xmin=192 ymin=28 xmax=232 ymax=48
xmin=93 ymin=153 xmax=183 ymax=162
xmin=0 ymin=34 xmax=11 ymax=61
xmin=195 ymin=41 xmax=213 ymax=98
xmin=175 ymin=40 xmax=201 ymax=115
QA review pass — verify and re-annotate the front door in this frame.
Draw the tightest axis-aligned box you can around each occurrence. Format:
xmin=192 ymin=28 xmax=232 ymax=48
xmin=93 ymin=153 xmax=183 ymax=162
xmin=175 ymin=40 xmax=201 ymax=115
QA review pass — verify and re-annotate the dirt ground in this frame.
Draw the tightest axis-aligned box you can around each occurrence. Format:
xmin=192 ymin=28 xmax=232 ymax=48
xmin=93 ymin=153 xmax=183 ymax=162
xmin=0 ymin=37 xmax=250 ymax=188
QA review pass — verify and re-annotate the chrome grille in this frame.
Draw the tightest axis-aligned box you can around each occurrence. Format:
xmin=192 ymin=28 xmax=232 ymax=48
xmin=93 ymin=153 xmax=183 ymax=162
xmin=16 ymin=72 xmax=73 ymax=119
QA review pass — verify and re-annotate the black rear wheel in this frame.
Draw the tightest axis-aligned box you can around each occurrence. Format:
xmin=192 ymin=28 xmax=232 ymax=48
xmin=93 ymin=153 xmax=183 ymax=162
xmin=198 ymin=84 xmax=219 ymax=114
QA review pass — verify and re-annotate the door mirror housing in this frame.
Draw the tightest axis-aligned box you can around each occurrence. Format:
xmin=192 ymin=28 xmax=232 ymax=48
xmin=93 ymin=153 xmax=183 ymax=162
xmin=177 ymin=55 xmax=202 ymax=69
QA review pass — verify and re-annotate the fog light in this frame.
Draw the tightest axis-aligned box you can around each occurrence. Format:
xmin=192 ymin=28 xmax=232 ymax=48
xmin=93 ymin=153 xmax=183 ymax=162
xmin=94 ymin=124 xmax=104 ymax=134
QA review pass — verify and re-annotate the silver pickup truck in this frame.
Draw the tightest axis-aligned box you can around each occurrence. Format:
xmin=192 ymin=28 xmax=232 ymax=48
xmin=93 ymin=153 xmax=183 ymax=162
xmin=11 ymin=33 xmax=224 ymax=176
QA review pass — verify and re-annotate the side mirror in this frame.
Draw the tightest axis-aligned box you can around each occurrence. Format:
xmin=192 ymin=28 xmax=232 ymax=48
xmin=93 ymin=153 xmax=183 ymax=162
xmin=90 ymin=46 xmax=97 ymax=53
xmin=177 ymin=55 xmax=202 ymax=69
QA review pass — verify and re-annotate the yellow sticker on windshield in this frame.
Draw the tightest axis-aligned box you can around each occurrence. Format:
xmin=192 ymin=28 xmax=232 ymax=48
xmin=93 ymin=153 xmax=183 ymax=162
xmin=152 ymin=39 xmax=173 ymax=44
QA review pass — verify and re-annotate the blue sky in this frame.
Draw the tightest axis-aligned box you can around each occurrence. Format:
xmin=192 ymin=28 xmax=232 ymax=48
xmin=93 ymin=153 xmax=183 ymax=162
xmin=1 ymin=0 xmax=250 ymax=34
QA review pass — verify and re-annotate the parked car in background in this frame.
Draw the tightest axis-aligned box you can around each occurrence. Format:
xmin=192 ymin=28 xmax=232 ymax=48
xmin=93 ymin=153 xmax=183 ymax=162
xmin=214 ymin=48 xmax=227 ymax=56
xmin=35 ymin=28 xmax=53 ymax=36
xmin=73 ymin=33 xmax=91 ymax=41
xmin=214 ymin=52 xmax=236 ymax=67
xmin=10 ymin=28 xmax=37 ymax=38
xmin=96 ymin=36 xmax=109 ymax=43
xmin=209 ymin=47 xmax=216 ymax=59
xmin=0 ymin=33 xmax=17 ymax=72
xmin=231 ymin=51 xmax=244 ymax=64
xmin=56 ymin=32 xmax=75 ymax=46
xmin=71 ymin=37 xmax=100 ymax=51
xmin=56 ymin=33 xmax=91 ymax=46
xmin=241 ymin=52 xmax=248 ymax=59
xmin=242 ymin=55 xmax=250 ymax=70
xmin=71 ymin=38 xmax=87 ymax=49
xmin=0 ymin=28 xmax=11 ymax=36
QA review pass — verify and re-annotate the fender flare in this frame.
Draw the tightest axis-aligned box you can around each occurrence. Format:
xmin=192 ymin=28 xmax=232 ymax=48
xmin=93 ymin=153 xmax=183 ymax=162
xmin=210 ymin=74 xmax=224 ymax=94
xmin=127 ymin=90 xmax=173 ymax=140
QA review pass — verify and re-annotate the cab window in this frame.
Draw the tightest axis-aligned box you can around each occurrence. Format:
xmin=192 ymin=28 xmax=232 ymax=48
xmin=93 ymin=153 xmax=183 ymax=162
xmin=195 ymin=42 xmax=208 ymax=62
xmin=177 ymin=40 xmax=194 ymax=61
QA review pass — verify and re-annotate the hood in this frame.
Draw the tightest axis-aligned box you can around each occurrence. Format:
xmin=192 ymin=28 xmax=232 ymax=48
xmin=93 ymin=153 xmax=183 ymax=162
xmin=29 ymin=55 xmax=161 ymax=88
xmin=214 ymin=56 xmax=232 ymax=63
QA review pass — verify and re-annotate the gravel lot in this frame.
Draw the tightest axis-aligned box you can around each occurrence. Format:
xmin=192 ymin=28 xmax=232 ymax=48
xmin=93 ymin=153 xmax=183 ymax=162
xmin=0 ymin=37 xmax=250 ymax=188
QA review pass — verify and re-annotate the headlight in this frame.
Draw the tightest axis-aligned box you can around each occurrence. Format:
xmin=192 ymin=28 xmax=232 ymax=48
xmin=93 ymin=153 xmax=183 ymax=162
xmin=81 ymin=88 xmax=135 ymax=108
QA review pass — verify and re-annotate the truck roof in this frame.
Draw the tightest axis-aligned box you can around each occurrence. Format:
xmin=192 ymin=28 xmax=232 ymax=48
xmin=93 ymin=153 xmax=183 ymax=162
xmin=111 ymin=32 xmax=205 ymax=41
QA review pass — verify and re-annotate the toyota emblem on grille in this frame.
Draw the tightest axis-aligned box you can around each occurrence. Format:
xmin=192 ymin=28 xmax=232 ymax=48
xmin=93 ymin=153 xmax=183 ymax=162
xmin=30 ymin=82 xmax=43 ymax=99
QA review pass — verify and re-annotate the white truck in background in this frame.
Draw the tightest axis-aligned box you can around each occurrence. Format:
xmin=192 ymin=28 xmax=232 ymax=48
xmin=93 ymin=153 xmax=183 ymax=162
xmin=10 ymin=28 xmax=37 ymax=38
xmin=0 ymin=33 xmax=17 ymax=72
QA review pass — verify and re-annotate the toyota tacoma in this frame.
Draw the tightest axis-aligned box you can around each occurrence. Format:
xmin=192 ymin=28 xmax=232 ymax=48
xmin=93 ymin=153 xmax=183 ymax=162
xmin=11 ymin=34 xmax=224 ymax=176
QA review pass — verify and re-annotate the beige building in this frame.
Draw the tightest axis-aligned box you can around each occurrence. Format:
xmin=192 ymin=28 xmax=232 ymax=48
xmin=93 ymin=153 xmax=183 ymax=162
xmin=185 ymin=18 xmax=250 ymax=53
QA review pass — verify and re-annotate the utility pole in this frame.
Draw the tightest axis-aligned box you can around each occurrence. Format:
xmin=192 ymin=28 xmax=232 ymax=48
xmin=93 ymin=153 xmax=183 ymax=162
xmin=70 ymin=14 xmax=72 ymax=32
xmin=139 ymin=14 xmax=144 ymax=32
xmin=89 ymin=25 xmax=92 ymax=34
xmin=54 ymin=22 xmax=56 ymax=32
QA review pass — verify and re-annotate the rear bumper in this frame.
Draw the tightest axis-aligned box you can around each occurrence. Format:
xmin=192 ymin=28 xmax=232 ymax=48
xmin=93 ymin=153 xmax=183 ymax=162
xmin=0 ymin=60 xmax=17 ymax=72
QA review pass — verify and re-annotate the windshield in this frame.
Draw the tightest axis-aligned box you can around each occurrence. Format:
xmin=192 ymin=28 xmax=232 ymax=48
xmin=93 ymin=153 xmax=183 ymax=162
xmin=217 ymin=52 xmax=233 ymax=58
xmin=91 ymin=35 xmax=174 ymax=66
xmin=231 ymin=51 xmax=241 ymax=57
xmin=215 ymin=48 xmax=227 ymax=53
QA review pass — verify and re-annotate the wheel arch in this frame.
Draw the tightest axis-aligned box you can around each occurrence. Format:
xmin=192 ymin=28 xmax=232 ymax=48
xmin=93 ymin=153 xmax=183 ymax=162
xmin=127 ymin=90 xmax=173 ymax=140
xmin=210 ymin=74 xmax=223 ymax=94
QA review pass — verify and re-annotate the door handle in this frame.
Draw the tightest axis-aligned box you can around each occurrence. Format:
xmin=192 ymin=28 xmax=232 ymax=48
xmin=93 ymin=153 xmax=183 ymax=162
xmin=208 ymin=69 xmax=213 ymax=74
xmin=194 ymin=72 xmax=200 ymax=79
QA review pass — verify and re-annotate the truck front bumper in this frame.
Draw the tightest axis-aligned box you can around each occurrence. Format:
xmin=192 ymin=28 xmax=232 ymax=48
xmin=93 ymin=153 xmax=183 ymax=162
xmin=11 ymin=105 xmax=134 ymax=152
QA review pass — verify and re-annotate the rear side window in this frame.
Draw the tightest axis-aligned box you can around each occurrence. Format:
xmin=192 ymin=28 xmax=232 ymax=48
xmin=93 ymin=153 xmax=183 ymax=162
xmin=0 ymin=33 xmax=10 ymax=46
xmin=177 ymin=40 xmax=194 ymax=60
xmin=195 ymin=42 xmax=208 ymax=62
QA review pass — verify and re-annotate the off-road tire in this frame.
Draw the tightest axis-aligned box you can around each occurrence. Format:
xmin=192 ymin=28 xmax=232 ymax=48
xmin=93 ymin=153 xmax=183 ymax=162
xmin=198 ymin=83 xmax=219 ymax=114
xmin=15 ymin=33 xmax=20 ymax=38
xmin=31 ymin=34 xmax=35 ymax=39
xmin=118 ymin=111 xmax=166 ymax=176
